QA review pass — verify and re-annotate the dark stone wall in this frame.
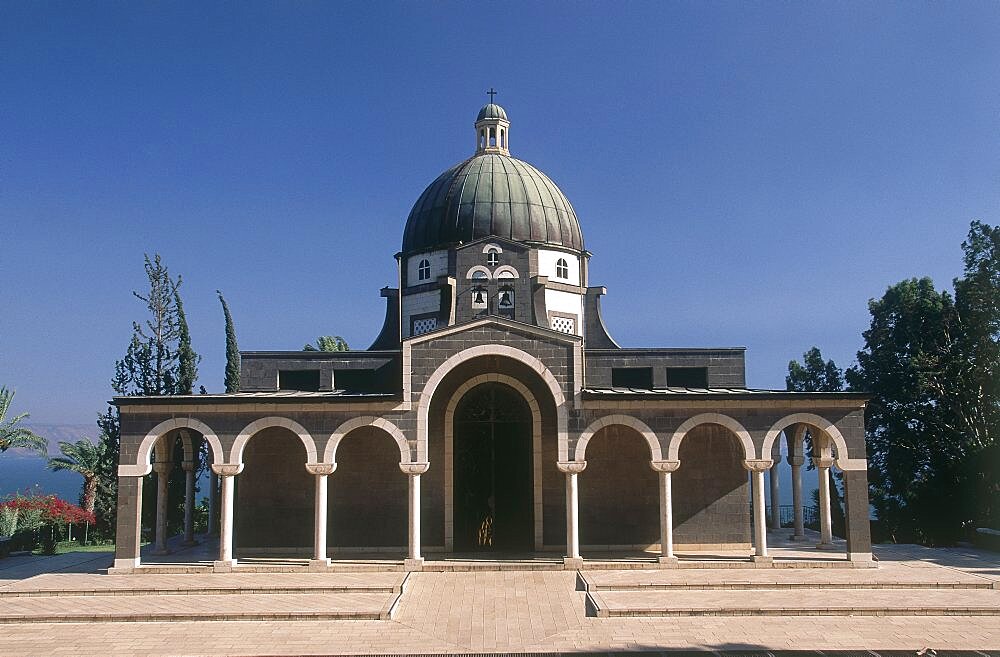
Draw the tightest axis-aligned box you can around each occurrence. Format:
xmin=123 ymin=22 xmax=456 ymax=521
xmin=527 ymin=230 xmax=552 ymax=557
xmin=579 ymin=425 xmax=659 ymax=547
xmin=673 ymin=424 xmax=750 ymax=547
xmin=329 ymin=427 xmax=408 ymax=548
xmin=584 ymin=349 xmax=746 ymax=388
xmin=235 ymin=428 xmax=312 ymax=551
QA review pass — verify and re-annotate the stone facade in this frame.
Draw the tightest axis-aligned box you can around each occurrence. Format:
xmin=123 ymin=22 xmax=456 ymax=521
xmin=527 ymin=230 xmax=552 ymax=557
xmin=111 ymin=101 xmax=874 ymax=573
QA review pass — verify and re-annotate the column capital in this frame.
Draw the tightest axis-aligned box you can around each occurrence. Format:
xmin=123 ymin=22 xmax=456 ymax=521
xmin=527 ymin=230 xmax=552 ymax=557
xmin=119 ymin=463 xmax=152 ymax=477
xmin=787 ymin=455 xmax=805 ymax=467
xmin=151 ymin=461 xmax=172 ymax=476
xmin=400 ymin=461 xmax=429 ymax=475
xmin=557 ymin=461 xmax=587 ymax=474
xmin=742 ymin=459 xmax=773 ymax=472
xmin=812 ymin=456 xmax=836 ymax=469
xmin=306 ymin=462 xmax=337 ymax=476
xmin=211 ymin=463 xmax=244 ymax=476
xmin=649 ymin=459 xmax=680 ymax=473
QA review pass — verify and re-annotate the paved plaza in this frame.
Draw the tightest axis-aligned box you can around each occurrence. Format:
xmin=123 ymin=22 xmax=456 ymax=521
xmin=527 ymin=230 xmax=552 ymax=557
xmin=0 ymin=536 xmax=998 ymax=656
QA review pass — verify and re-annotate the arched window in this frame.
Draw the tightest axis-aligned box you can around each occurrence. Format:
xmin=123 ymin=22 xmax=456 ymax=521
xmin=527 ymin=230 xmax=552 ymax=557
xmin=417 ymin=259 xmax=431 ymax=281
xmin=555 ymin=258 xmax=569 ymax=279
xmin=489 ymin=127 xmax=496 ymax=147
xmin=471 ymin=270 xmax=488 ymax=280
xmin=486 ymin=249 xmax=499 ymax=267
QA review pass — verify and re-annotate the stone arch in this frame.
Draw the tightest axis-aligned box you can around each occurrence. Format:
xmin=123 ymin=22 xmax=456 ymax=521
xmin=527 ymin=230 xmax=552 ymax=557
xmin=443 ymin=374 xmax=544 ymax=551
xmin=417 ymin=344 xmax=568 ymax=462
xmin=324 ymin=416 xmax=410 ymax=466
xmin=575 ymin=414 xmax=662 ymax=462
xmin=667 ymin=413 xmax=755 ymax=461
xmin=494 ymin=265 xmax=519 ymax=279
xmin=466 ymin=265 xmax=492 ymax=280
xmin=761 ymin=413 xmax=862 ymax=469
xmin=125 ymin=417 xmax=225 ymax=477
xmin=230 ymin=416 xmax=318 ymax=465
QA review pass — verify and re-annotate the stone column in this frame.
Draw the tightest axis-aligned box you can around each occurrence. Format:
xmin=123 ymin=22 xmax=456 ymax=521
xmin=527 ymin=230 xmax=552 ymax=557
xmin=651 ymin=460 xmax=680 ymax=564
xmin=181 ymin=460 xmax=197 ymax=546
xmin=111 ymin=469 xmax=146 ymax=573
xmin=401 ymin=462 xmax=430 ymax=570
xmin=787 ymin=455 xmax=805 ymax=540
xmin=151 ymin=461 xmax=172 ymax=555
xmin=744 ymin=459 xmax=773 ymax=562
xmin=212 ymin=463 xmax=243 ymax=571
xmin=842 ymin=466 xmax=874 ymax=563
xmin=768 ymin=462 xmax=781 ymax=530
xmin=306 ymin=463 xmax=336 ymax=567
xmin=557 ymin=461 xmax=586 ymax=568
xmin=814 ymin=456 xmax=836 ymax=549
xmin=207 ymin=470 xmax=219 ymax=536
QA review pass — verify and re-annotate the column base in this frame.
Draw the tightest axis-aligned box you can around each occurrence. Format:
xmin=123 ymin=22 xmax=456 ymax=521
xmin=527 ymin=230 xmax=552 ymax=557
xmin=563 ymin=557 xmax=584 ymax=569
xmin=657 ymin=556 xmax=678 ymax=566
xmin=108 ymin=558 xmax=140 ymax=575
xmin=404 ymin=558 xmax=424 ymax=571
xmin=815 ymin=542 xmax=837 ymax=551
xmin=151 ymin=547 xmax=172 ymax=556
xmin=213 ymin=559 xmax=237 ymax=572
xmin=751 ymin=555 xmax=773 ymax=564
xmin=181 ymin=538 xmax=199 ymax=547
xmin=788 ymin=533 xmax=807 ymax=541
xmin=308 ymin=558 xmax=331 ymax=570
xmin=848 ymin=552 xmax=877 ymax=566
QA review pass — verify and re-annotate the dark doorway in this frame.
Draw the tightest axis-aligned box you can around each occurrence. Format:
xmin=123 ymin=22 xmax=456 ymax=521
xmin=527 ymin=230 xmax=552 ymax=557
xmin=453 ymin=382 xmax=533 ymax=552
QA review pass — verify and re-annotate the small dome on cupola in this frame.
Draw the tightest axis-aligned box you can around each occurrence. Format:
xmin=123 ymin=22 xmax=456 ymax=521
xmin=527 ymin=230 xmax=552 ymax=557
xmin=476 ymin=103 xmax=508 ymax=121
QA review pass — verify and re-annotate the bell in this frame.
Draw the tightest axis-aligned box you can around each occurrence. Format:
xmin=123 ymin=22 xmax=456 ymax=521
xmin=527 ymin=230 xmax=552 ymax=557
xmin=499 ymin=291 xmax=512 ymax=307
xmin=474 ymin=289 xmax=485 ymax=304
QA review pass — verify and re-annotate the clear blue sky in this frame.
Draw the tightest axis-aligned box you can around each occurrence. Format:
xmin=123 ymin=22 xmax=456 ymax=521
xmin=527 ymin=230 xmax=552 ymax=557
xmin=2 ymin=2 xmax=998 ymax=427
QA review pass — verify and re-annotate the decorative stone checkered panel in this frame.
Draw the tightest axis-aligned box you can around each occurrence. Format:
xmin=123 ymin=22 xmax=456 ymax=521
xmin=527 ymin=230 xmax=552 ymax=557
xmin=412 ymin=317 xmax=437 ymax=336
xmin=550 ymin=315 xmax=576 ymax=334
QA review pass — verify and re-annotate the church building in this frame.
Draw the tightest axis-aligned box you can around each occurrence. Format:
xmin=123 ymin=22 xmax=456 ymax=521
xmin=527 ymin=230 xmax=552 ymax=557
xmin=111 ymin=101 xmax=874 ymax=572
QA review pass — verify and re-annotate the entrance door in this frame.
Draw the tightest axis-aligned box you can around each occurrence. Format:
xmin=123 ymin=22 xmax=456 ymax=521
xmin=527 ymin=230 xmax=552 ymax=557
xmin=453 ymin=382 xmax=533 ymax=552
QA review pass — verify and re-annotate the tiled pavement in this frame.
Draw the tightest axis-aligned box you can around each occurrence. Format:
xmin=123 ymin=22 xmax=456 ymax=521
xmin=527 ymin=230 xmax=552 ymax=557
xmin=0 ymin=541 xmax=997 ymax=655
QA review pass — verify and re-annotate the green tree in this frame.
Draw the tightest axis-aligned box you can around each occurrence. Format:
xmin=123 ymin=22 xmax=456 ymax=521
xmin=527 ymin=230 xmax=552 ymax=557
xmin=217 ymin=291 xmax=240 ymax=393
xmin=303 ymin=336 xmax=349 ymax=352
xmin=96 ymin=254 xmax=192 ymax=538
xmin=47 ymin=438 xmax=105 ymax=514
xmin=848 ymin=221 xmax=1000 ymax=544
xmin=175 ymin=290 xmax=200 ymax=395
xmin=0 ymin=388 xmax=47 ymax=455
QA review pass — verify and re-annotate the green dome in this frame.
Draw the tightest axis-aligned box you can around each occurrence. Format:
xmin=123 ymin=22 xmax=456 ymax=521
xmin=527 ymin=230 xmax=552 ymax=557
xmin=402 ymin=153 xmax=584 ymax=254
xmin=476 ymin=103 xmax=508 ymax=122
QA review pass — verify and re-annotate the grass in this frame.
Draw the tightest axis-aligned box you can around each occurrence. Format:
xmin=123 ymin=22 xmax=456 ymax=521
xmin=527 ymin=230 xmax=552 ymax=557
xmin=31 ymin=540 xmax=115 ymax=555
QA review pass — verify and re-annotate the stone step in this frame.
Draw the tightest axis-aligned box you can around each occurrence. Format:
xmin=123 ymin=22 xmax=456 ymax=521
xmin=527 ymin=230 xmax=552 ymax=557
xmin=0 ymin=571 xmax=407 ymax=597
xmin=586 ymin=587 xmax=1000 ymax=617
xmin=0 ymin=591 xmax=398 ymax=623
xmin=578 ymin=567 xmax=998 ymax=591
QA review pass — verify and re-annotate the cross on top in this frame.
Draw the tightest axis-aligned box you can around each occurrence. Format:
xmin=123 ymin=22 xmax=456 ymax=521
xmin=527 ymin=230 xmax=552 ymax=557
xmin=487 ymin=88 xmax=497 ymax=103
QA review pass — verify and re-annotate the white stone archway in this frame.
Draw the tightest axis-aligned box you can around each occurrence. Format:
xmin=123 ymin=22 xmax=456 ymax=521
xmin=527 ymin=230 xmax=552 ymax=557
xmin=417 ymin=344 xmax=569 ymax=462
xmin=574 ymin=414 xmax=662 ymax=462
xmin=324 ymin=416 xmax=410 ymax=466
xmin=230 ymin=416 xmax=318 ymax=465
xmin=666 ymin=413 xmax=755 ymax=462
xmin=122 ymin=417 xmax=225 ymax=477
xmin=443 ymin=374 xmax=544 ymax=551
xmin=761 ymin=413 xmax=863 ymax=470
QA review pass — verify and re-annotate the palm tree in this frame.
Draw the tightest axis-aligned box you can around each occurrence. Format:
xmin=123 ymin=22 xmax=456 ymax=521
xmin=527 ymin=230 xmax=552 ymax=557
xmin=0 ymin=387 xmax=47 ymax=455
xmin=48 ymin=439 xmax=104 ymax=514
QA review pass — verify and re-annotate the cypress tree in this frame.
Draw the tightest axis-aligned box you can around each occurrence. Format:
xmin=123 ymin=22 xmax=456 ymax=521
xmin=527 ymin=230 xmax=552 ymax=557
xmin=175 ymin=290 xmax=200 ymax=395
xmin=218 ymin=291 xmax=240 ymax=393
